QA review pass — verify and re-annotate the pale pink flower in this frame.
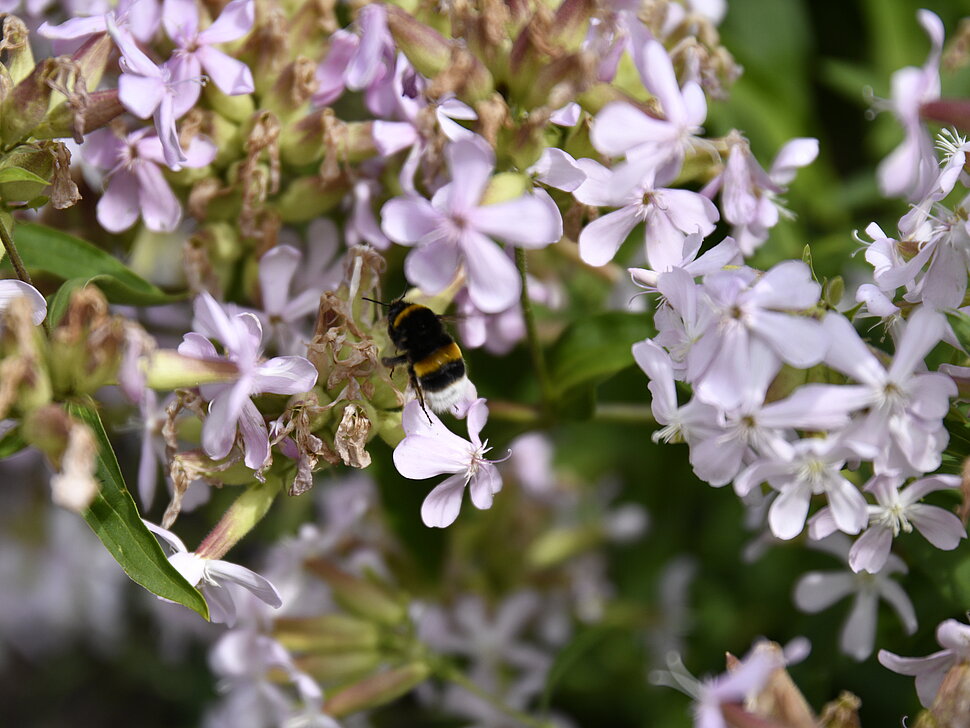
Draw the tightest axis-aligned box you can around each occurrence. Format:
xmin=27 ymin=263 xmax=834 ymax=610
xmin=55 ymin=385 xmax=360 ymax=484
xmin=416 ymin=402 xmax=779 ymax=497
xmin=393 ymin=399 xmax=506 ymax=528
xmin=179 ymin=292 xmax=318 ymax=470
xmin=106 ymin=17 xmax=201 ymax=169
xmin=846 ymin=474 xmax=965 ymax=574
xmin=702 ymin=135 xmax=818 ymax=255
xmin=879 ymin=618 xmax=970 ymax=707
xmin=591 ymin=39 xmax=707 ymax=186
xmin=821 ymin=307 xmax=955 ymax=473
xmin=381 ymin=137 xmax=562 ymax=313
xmin=734 ymin=437 xmax=868 ymax=541
xmin=163 ymin=0 xmax=255 ymax=112
xmin=575 ymin=160 xmax=718 ymax=269
xmin=145 ymin=521 xmax=282 ymax=626
xmin=793 ymin=535 xmax=916 ymax=660
xmin=687 ymin=261 xmax=827 ymax=410
xmin=83 ymin=127 xmax=215 ymax=232
xmin=876 ymin=10 xmax=945 ymax=201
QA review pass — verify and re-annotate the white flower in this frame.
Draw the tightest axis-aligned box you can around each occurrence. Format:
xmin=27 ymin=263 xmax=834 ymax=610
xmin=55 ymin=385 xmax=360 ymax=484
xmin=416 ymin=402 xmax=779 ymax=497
xmin=145 ymin=521 xmax=282 ymax=626
xmin=393 ymin=398 xmax=506 ymax=528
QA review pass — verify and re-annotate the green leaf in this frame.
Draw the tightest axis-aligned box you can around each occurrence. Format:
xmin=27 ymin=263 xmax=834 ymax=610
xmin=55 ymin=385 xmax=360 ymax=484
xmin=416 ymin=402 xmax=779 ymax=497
xmin=548 ymin=311 xmax=654 ymax=396
xmin=66 ymin=399 xmax=209 ymax=620
xmin=0 ymin=424 xmax=27 ymax=458
xmin=946 ymin=310 xmax=970 ymax=354
xmin=0 ymin=166 xmax=50 ymax=185
xmin=7 ymin=223 xmax=185 ymax=306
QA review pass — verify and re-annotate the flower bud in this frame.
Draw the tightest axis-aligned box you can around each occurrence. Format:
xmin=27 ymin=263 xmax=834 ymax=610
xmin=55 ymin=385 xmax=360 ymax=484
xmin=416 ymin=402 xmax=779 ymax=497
xmin=527 ymin=525 xmax=601 ymax=568
xmin=1 ymin=57 xmax=58 ymax=145
xmin=274 ymin=614 xmax=381 ymax=653
xmin=0 ymin=295 xmax=52 ymax=417
xmin=823 ymin=276 xmax=845 ymax=309
xmin=323 ymin=663 xmax=431 ymax=717
xmin=386 ymin=6 xmax=493 ymax=105
xmin=385 ymin=6 xmax=452 ymax=78
xmin=0 ymin=143 xmax=53 ymax=202
xmin=480 ymin=171 xmax=530 ymax=205
xmin=296 ymin=653 xmax=383 ymax=686
xmin=305 ymin=559 xmax=408 ymax=626
xmin=142 ymin=349 xmax=239 ymax=390
xmin=817 ymin=691 xmax=861 ymax=728
xmin=48 ymin=286 xmax=126 ymax=397
xmin=0 ymin=15 xmax=34 ymax=84
xmin=921 ymin=99 xmax=970 ymax=135
xmin=203 ymin=83 xmax=256 ymax=124
xmin=194 ymin=476 xmax=283 ymax=559
xmin=925 ymin=661 xmax=970 ymax=728
xmin=33 ymin=89 xmax=126 ymax=142
xmin=274 ymin=175 xmax=349 ymax=223
xmin=549 ymin=0 xmax=595 ymax=50
xmin=262 ymin=57 xmax=318 ymax=122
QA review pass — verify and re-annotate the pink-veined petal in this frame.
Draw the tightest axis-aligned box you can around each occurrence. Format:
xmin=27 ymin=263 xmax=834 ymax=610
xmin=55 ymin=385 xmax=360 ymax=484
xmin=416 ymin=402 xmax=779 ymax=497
xmin=460 ymin=231 xmax=521 ymax=313
xmin=381 ymin=195 xmax=441 ymax=244
xmin=841 ymin=591 xmax=878 ymax=660
xmin=468 ymin=463 xmax=500 ymax=510
xmin=206 ymin=558 xmax=282 ymax=607
xmin=118 ymin=72 xmax=165 ymax=118
xmin=769 ymin=487 xmax=810 ymax=540
xmin=97 ymin=169 xmax=141 ymax=232
xmin=253 ymin=356 xmax=318 ymax=394
xmin=420 ymin=473 xmax=467 ymax=528
xmin=197 ymin=45 xmax=254 ymax=95
xmin=908 ymin=504 xmax=966 ymax=550
xmin=403 ymin=238 xmax=461 ymax=295
xmin=237 ymin=399 xmax=269 ymax=470
xmin=134 ymin=161 xmax=181 ymax=232
xmin=793 ymin=571 xmax=855 ymax=612
xmin=470 ymin=189 xmax=563 ymax=248
xmin=445 ymin=137 xmax=495 ymax=213
xmin=258 ymin=245 xmax=300 ymax=315
xmin=848 ymin=527 xmax=892 ymax=574
xmin=578 ymin=205 xmax=640 ymax=267
xmin=197 ymin=0 xmax=254 ymax=44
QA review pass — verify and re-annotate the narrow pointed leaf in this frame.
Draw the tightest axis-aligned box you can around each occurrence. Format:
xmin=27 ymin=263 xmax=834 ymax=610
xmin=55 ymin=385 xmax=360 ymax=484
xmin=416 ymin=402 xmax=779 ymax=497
xmin=66 ymin=399 xmax=209 ymax=619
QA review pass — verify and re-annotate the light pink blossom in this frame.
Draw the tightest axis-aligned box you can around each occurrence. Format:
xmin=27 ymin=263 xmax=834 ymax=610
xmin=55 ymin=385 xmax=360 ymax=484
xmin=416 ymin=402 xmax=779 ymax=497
xmin=381 ymin=138 xmax=562 ymax=313
xmin=393 ymin=399 xmax=506 ymax=528
xmin=879 ymin=618 xmax=970 ymax=707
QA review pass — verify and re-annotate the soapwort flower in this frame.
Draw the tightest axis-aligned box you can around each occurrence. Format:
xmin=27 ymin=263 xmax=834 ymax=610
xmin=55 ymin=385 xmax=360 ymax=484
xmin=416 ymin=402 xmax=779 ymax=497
xmin=393 ymin=398 xmax=507 ymax=528
xmin=879 ymin=617 xmax=970 ymax=707
xmin=145 ymin=521 xmax=282 ymax=626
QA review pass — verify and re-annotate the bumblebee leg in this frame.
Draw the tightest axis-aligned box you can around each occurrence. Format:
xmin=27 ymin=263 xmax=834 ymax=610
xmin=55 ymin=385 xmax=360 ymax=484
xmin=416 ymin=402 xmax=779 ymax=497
xmin=407 ymin=366 xmax=433 ymax=424
xmin=381 ymin=353 xmax=408 ymax=376
xmin=381 ymin=354 xmax=409 ymax=367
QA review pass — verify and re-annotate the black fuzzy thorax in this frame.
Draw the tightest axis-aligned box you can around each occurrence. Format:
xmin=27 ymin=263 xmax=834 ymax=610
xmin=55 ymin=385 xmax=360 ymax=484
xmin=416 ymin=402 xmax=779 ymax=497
xmin=386 ymin=301 xmax=455 ymax=361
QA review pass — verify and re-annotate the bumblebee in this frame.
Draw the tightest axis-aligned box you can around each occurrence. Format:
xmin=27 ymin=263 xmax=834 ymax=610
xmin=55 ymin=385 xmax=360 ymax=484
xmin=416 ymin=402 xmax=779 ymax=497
xmin=366 ymin=298 xmax=472 ymax=417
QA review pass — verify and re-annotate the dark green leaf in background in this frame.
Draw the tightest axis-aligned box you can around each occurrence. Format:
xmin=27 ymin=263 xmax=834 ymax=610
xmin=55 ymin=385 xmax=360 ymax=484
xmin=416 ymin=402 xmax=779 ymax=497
xmin=8 ymin=223 xmax=185 ymax=306
xmin=548 ymin=311 xmax=654 ymax=397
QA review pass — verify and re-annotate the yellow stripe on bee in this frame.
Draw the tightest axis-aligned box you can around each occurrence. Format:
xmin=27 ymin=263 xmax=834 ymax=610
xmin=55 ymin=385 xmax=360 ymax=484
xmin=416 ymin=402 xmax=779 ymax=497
xmin=413 ymin=342 xmax=463 ymax=378
xmin=392 ymin=304 xmax=423 ymax=330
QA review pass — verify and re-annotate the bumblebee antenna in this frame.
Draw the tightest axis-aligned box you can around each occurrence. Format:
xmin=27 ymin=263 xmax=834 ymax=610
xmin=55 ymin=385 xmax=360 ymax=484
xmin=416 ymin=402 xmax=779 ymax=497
xmin=362 ymin=296 xmax=391 ymax=307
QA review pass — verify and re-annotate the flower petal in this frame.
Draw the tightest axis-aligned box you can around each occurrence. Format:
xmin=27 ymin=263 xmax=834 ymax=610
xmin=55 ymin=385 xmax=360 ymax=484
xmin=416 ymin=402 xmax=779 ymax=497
xmin=420 ymin=473 xmax=467 ymax=528
xmin=460 ymin=231 xmax=520 ymax=313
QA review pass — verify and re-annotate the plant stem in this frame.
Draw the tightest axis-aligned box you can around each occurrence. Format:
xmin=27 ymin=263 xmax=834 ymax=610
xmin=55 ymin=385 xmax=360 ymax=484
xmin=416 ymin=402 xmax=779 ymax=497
xmin=486 ymin=399 xmax=542 ymax=423
xmin=439 ymin=663 xmax=554 ymax=728
xmin=594 ymin=403 xmax=656 ymax=424
xmin=0 ymin=216 xmax=31 ymax=285
xmin=516 ymin=248 xmax=552 ymax=409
